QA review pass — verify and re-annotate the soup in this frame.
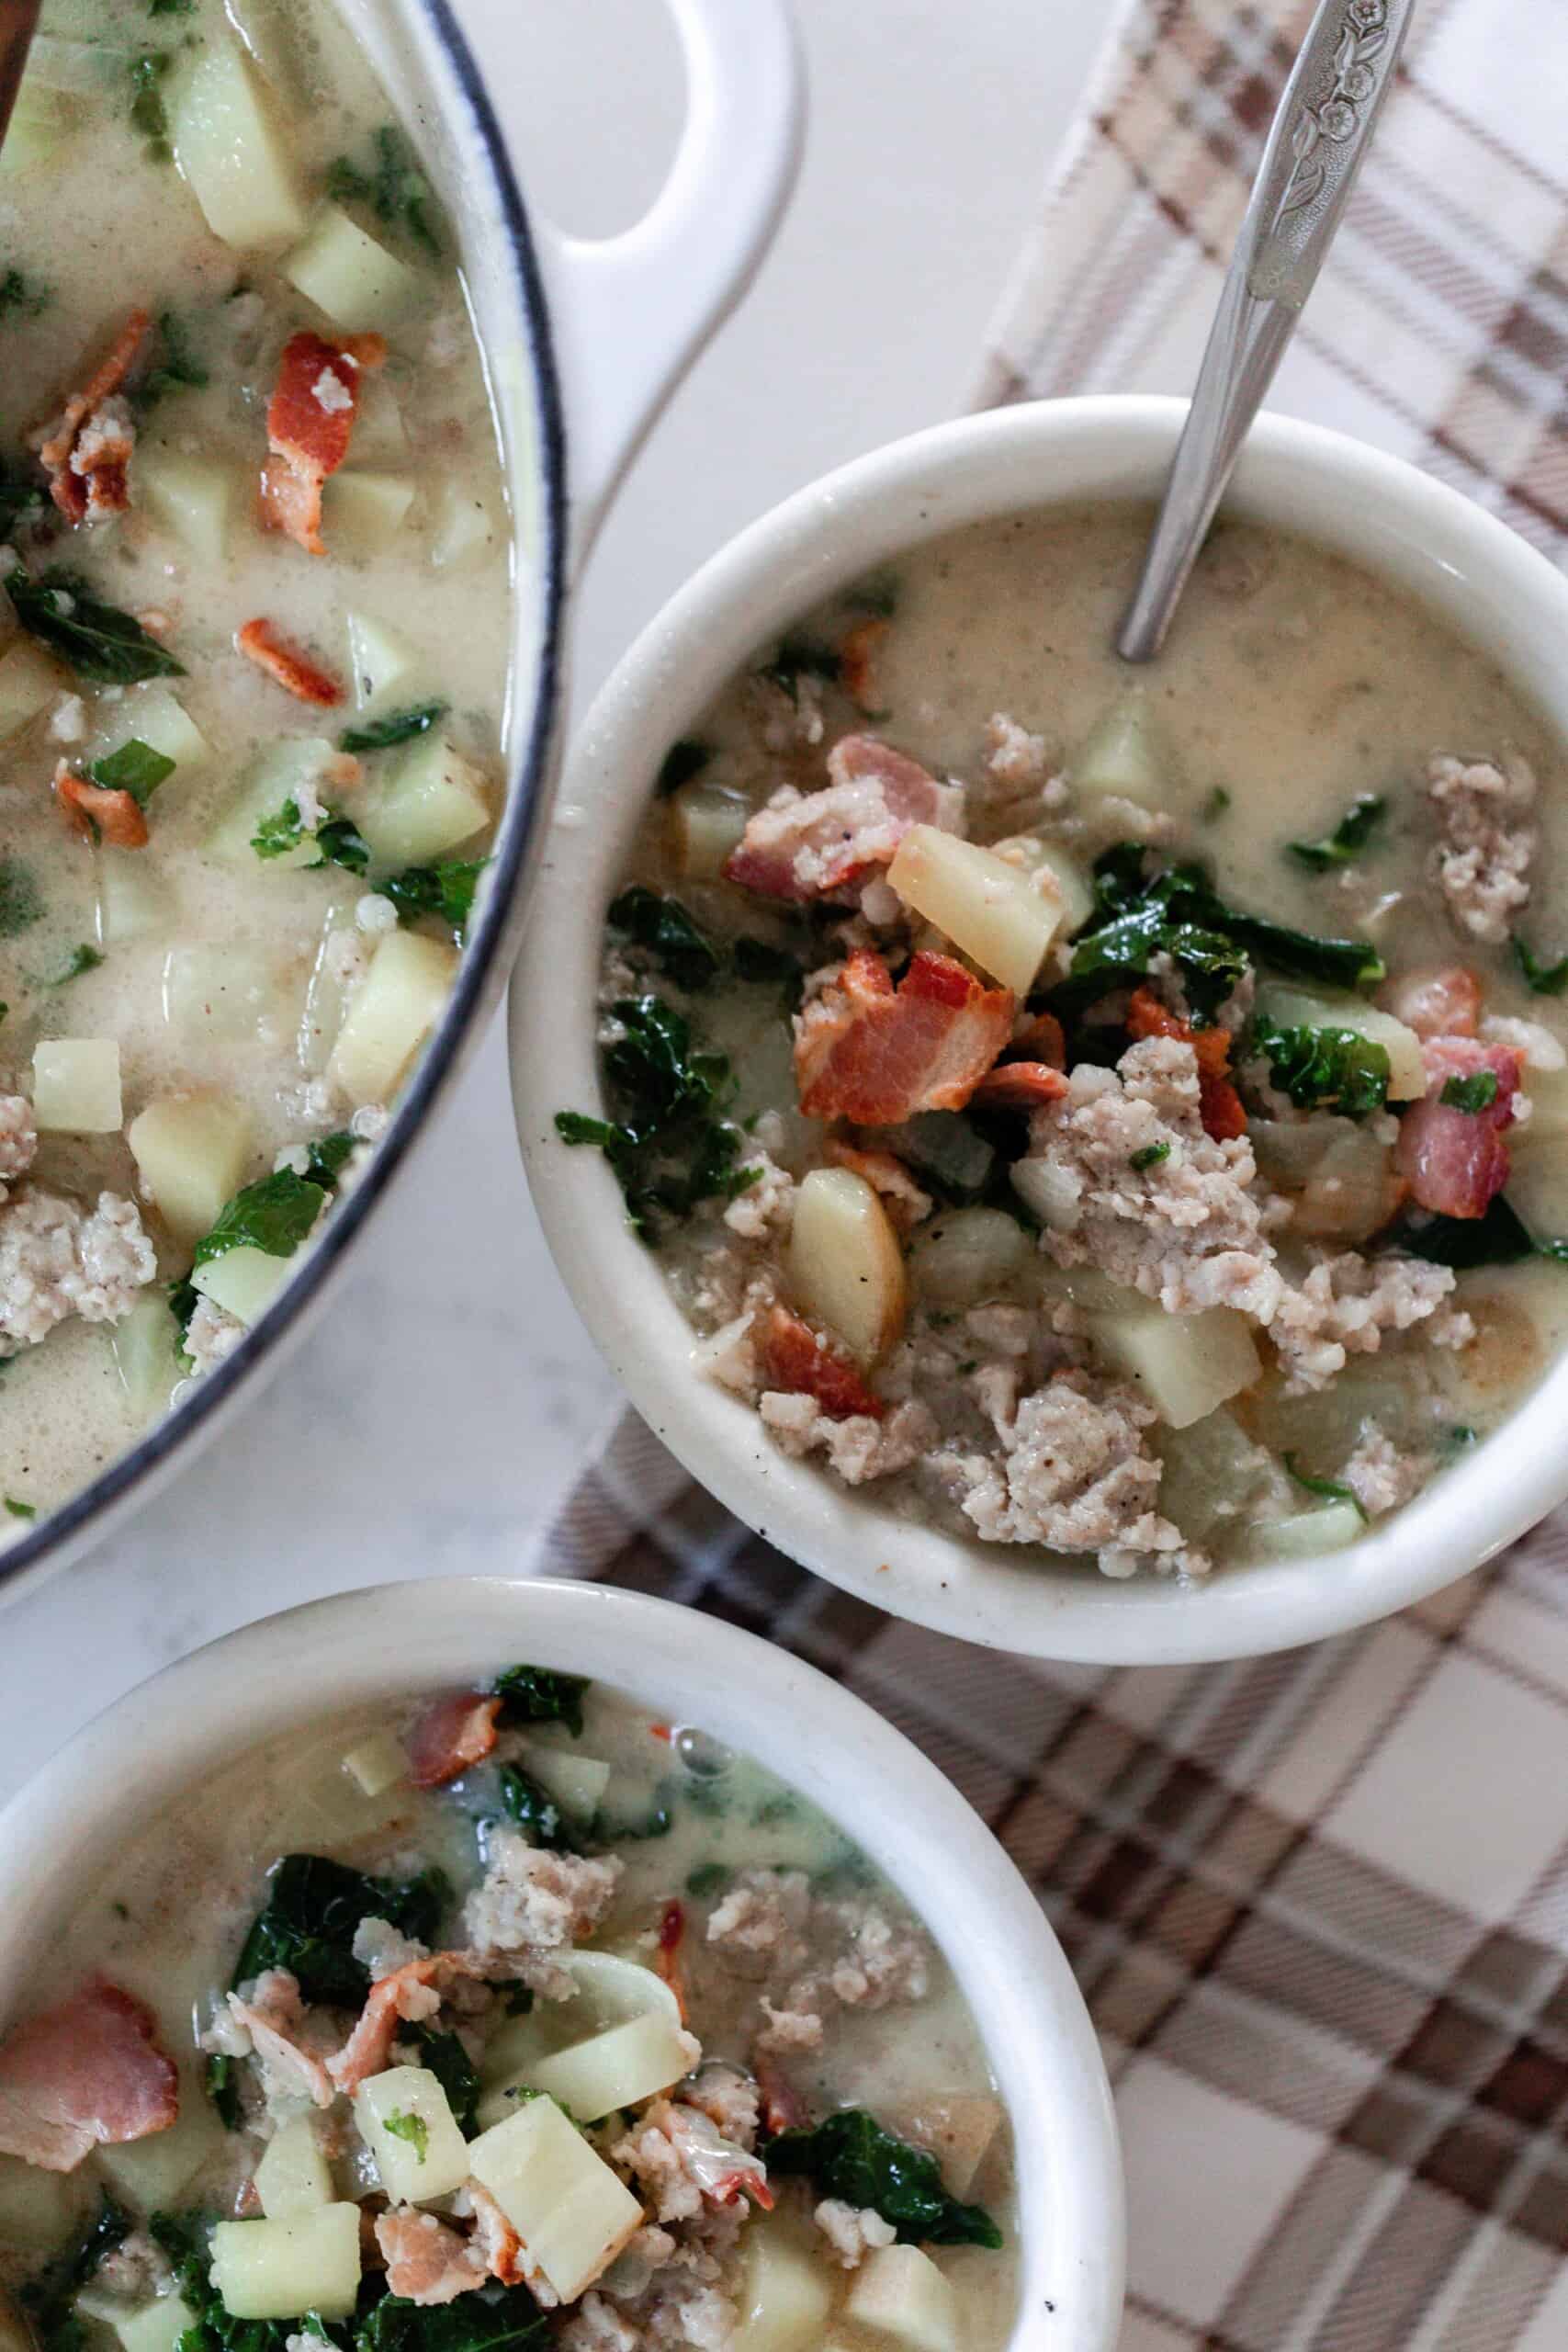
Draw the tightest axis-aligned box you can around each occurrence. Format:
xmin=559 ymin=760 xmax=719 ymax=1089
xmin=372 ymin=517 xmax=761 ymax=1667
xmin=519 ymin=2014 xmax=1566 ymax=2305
xmin=0 ymin=0 xmax=511 ymax=1531
xmin=0 ymin=1664 xmax=1015 ymax=2350
xmin=563 ymin=505 xmax=1568 ymax=1579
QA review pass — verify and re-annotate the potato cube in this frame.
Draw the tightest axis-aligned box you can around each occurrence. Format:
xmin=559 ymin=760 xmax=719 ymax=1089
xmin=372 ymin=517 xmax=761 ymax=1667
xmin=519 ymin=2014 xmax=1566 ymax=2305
xmin=1252 ymin=1502 xmax=1363 ymax=1559
xmin=96 ymin=688 xmax=212 ymax=776
xmin=346 ymin=612 xmax=424 ymax=712
xmin=254 ymin=2113 xmax=333 ymax=2219
xmin=0 ymin=639 xmax=64 ymax=745
xmin=103 ymin=2297 xmax=197 ymax=2352
xmin=343 ymin=1728 xmax=407 ymax=1798
xmin=327 ymin=930 xmax=457 ymax=1102
xmin=887 ymin=824 xmax=1063 ymax=996
xmin=908 ymin=1206 xmax=1033 ymax=1308
xmin=523 ymin=1745 xmax=611 ymax=1822
xmin=207 ymin=739 xmax=339 ymax=871
xmin=95 ymin=849 xmax=175 ymax=949
xmin=671 ymin=785 xmax=749 ymax=879
xmin=787 ymin=1167 xmax=906 ymax=1365
xmin=428 ymin=477 xmax=502 ymax=572
xmin=845 ymin=2245 xmax=959 ymax=2352
xmin=129 ymin=1092 xmax=254 ymax=1247
xmin=33 ymin=1040 xmax=120 ymax=1134
xmin=1506 ymin=1141 xmax=1568 ymax=1244
xmin=468 ymin=2098 xmax=643 ymax=2302
xmin=139 ymin=448 xmax=233 ymax=566
xmin=732 ymin=2219 xmax=835 ymax=2352
xmin=1069 ymin=691 xmax=1171 ymax=807
xmin=109 ymin=1295 xmax=182 ymax=1419
xmin=96 ymin=2069 xmax=227 ymax=2207
xmin=209 ymin=2206 xmax=361 ymax=2319
xmin=1088 ymin=1302 xmax=1260 ymax=1430
xmin=524 ymin=2011 xmax=694 ymax=2124
xmin=171 ymin=40 xmax=306 ymax=250
xmin=323 ymin=471 xmax=416 ymax=556
xmin=892 ymin=2093 xmax=1004 ymax=2199
xmin=355 ymin=732 xmax=490 ymax=868
xmin=354 ymin=2065 xmax=471 ymax=2204
xmin=162 ymin=945 xmax=300 ymax=1047
xmin=284 ymin=205 xmax=423 ymax=333
xmin=190 ymin=1244 xmax=291 ymax=1329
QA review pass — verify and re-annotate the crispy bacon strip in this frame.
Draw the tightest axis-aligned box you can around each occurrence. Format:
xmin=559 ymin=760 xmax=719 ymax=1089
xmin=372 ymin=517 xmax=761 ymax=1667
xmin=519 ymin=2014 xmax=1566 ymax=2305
xmin=260 ymin=329 xmax=386 ymax=554
xmin=839 ymin=619 xmax=887 ymax=712
xmin=237 ymin=618 xmax=344 ymax=708
xmin=464 ymin=2182 xmax=528 ymax=2288
xmin=1125 ymin=986 xmax=1247 ymax=1142
xmin=54 ymin=763 xmax=149 ymax=849
xmin=406 ymin=1691 xmax=502 ymax=1790
xmin=1396 ymin=1036 xmax=1521 ymax=1218
xmin=725 ymin=735 xmax=954 ymax=900
xmin=229 ymin=1973 xmax=336 ymax=2111
xmin=1382 ymin=966 xmax=1482 ymax=1041
xmin=376 ymin=2208 xmax=488 ymax=2304
xmin=969 ymin=1061 xmax=1069 ymax=1110
xmin=761 ymin=1305 xmax=886 ymax=1422
xmin=754 ymin=2052 xmax=807 ymax=2136
xmin=327 ymin=1955 xmax=446 ymax=2094
xmin=0 ymin=1980 xmax=177 ymax=2172
xmin=33 ymin=310 xmax=150 ymax=523
xmin=795 ymin=948 xmax=1014 ymax=1125
xmin=1013 ymin=1011 xmax=1066 ymax=1067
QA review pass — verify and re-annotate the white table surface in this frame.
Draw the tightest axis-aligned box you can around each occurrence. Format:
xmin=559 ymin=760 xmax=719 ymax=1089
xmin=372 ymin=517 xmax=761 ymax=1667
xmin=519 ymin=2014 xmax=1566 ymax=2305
xmin=0 ymin=0 xmax=1117 ymax=1804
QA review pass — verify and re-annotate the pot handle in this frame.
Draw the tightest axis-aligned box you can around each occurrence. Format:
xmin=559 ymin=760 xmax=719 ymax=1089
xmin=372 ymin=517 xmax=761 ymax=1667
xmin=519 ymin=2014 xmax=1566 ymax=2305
xmin=531 ymin=0 xmax=805 ymax=571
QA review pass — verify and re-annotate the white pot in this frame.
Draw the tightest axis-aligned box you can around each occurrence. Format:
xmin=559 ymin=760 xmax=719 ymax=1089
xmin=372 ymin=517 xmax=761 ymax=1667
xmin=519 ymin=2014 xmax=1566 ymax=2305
xmin=0 ymin=1577 xmax=1125 ymax=2350
xmin=0 ymin=0 xmax=805 ymax=1609
xmin=512 ymin=394 xmax=1568 ymax=1666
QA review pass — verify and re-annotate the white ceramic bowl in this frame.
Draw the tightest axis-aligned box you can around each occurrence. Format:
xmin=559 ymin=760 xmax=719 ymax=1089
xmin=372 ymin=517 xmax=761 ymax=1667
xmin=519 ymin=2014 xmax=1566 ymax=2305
xmin=0 ymin=1577 xmax=1123 ymax=2350
xmin=512 ymin=394 xmax=1568 ymax=1665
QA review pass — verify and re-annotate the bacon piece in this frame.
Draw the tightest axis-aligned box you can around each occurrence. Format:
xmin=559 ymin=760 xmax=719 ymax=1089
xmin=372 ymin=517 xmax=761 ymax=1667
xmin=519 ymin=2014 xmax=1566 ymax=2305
xmin=761 ymin=1305 xmax=886 ymax=1422
xmin=660 ymin=2101 xmax=773 ymax=2211
xmin=969 ymin=1061 xmax=1069 ymax=1110
xmin=260 ymin=330 xmax=386 ymax=554
xmin=656 ymin=1899 xmax=689 ymax=2025
xmin=33 ymin=311 xmax=150 ymax=524
xmin=725 ymin=735 xmax=957 ymax=900
xmin=54 ymin=763 xmax=149 ymax=849
xmin=839 ymin=619 xmax=887 ymax=712
xmin=1396 ymin=1036 xmax=1521 ymax=1219
xmin=1125 ymin=986 xmax=1247 ymax=1142
xmin=464 ymin=2182 xmax=529 ymax=2288
xmin=237 ymin=617 xmax=344 ymax=707
xmin=795 ymin=948 xmax=1014 ymax=1124
xmin=406 ymin=1691 xmax=502 ymax=1789
xmin=0 ymin=1979 xmax=178 ymax=2171
xmin=327 ymin=1955 xmax=446 ymax=2094
xmin=229 ymin=1969 xmax=336 ymax=2110
xmin=823 ymin=1141 xmax=931 ymax=1231
xmin=1013 ymin=1011 xmax=1066 ymax=1067
xmin=1382 ymin=966 xmax=1482 ymax=1040
xmin=376 ymin=2208 xmax=488 ymax=2305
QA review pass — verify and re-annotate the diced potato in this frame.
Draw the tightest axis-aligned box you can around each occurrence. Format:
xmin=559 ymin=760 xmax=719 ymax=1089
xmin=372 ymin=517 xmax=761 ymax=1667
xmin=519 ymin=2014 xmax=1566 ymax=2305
xmin=207 ymin=739 xmax=339 ymax=871
xmin=355 ymin=731 xmax=491 ymax=867
xmin=190 ymin=1244 xmax=291 ymax=1329
xmin=327 ymin=930 xmax=457 ymax=1102
xmin=0 ymin=2153 xmax=81 ymax=2246
xmin=468 ymin=2098 xmax=644 ymax=2303
xmin=352 ymin=374 xmax=410 ymax=463
xmin=255 ymin=2113 xmax=333 ymax=2219
xmin=478 ymin=1950 xmax=679 ymax=2124
xmin=323 ymin=470 xmax=417 ymax=557
xmin=1520 ymin=1062 xmax=1568 ymax=1138
xmin=98 ymin=2069 xmax=228 ymax=2205
xmin=672 ymin=785 xmax=749 ymax=879
xmin=846 ymin=2245 xmax=959 ymax=2352
xmin=887 ymin=824 xmax=1064 ymax=996
xmin=891 ymin=2094 xmax=1004 ymax=2199
xmin=1156 ymin=1407 xmax=1285 ymax=1552
xmin=1506 ymin=1141 xmax=1568 ymax=1244
xmin=1251 ymin=1501 xmax=1364 ymax=1559
xmin=908 ymin=1206 xmax=1033 ymax=1308
xmin=96 ymin=687 xmax=212 ymax=776
xmin=343 ymin=1728 xmax=407 ymax=1797
xmin=138 ymin=448 xmax=235 ymax=566
xmin=171 ymin=40 xmax=306 ymax=250
xmin=209 ymin=2206 xmax=361 ymax=2320
xmin=428 ymin=476 xmax=502 ymax=572
xmin=284 ymin=204 xmax=423 ymax=332
xmin=524 ymin=1744 xmax=611 ymax=1821
xmin=732 ymin=2220 xmax=835 ymax=2352
xmin=1069 ymin=691 xmax=1171 ymax=807
xmin=1010 ymin=1153 xmax=1081 ymax=1232
xmin=355 ymin=2065 xmax=471 ymax=2204
xmin=32 ymin=1039 xmax=120 ymax=1134
xmin=1088 ymin=1301 xmax=1260 ymax=1430
xmin=0 ymin=86 xmax=73 ymax=176
xmin=96 ymin=849 xmax=175 ymax=948
xmin=0 ymin=639 xmax=64 ymax=745
xmin=162 ymin=945 xmax=300 ymax=1047
xmin=524 ymin=2011 xmax=694 ymax=2124
xmin=991 ymin=834 xmax=1095 ymax=934
xmin=787 ymin=1167 xmax=907 ymax=1364
xmin=102 ymin=2296 xmax=197 ymax=2352
xmin=110 ymin=1294 xmax=182 ymax=1418
xmin=346 ymin=611 xmax=424 ymax=711
xmin=1258 ymin=984 xmax=1426 ymax=1102
xmin=129 ymin=1092 xmax=254 ymax=1246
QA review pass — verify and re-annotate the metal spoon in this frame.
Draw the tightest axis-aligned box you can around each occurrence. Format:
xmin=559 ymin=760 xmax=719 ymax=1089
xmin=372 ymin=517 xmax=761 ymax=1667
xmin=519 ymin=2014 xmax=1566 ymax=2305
xmin=1118 ymin=0 xmax=1418 ymax=664
xmin=0 ymin=0 xmax=41 ymax=159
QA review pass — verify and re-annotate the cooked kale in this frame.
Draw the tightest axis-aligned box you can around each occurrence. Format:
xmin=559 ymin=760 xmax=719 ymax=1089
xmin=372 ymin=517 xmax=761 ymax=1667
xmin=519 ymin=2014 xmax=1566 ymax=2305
xmin=379 ymin=857 xmax=486 ymax=933
xmin=1396 ymin=1197 xmax=1568 ymax=1270
xmin=1440 ymin=1069 xmax=1499 ymax=1114
xmin=0 ymin=858 xmax=43 ymax=938
xmin=608 ymin=886 xmax=722 ymax=992
xmin=767 ymin=2108 xmax=1003 ymax=2248
xmin=136 ymin=310 xmax=209 ymax=407
xmin=0 ymin=268 xmax=50 ymax=324
xmin=7 ymin=569 xmax=185 ymax=684
xmin=252 ymin=798 xmax=306 ymax=860
xmin=88 ymin=738 xmax=175 ymax=807
xmin=404 ymin=2022 xmax=479 ymax=2134
xmin=19 ymin=2193 xmax=131 ymax=2352
xmin=37 ymin=944 xmax=104 ymax=988
xmin=205 ymin=2052 xmax=243 ymax=2129
xmin=500 ymin=1763 xmax=575 ymax=1854
xmin=492 ymin=1662 xmax=590 ymax=1737
xmin=4 ymin=1495 xmax=35 ymax=1520
xmin=326 ymin=125 xmax=444 ymax=257
xmin=1513 ymin=935 xmax=1568 ymax=995
xmin=355 ymin=2285 xmax=549 ymax=2352
xmin=231 ymin=1853 xmax=449 ymax=2003
xmin=128 ymin=51 xmax=174 ymax=160
xmin=191 ymin=1169 xmax=328 ymax=1266
xmin=685 ymin=1860 xmax=733 ymax=1898
xmin=732 ymin=934 xmax=807 ymax=1010
xmin=556 ymin=994 xmax=759 ymax=1241
xmin=1283 ymin=1453 xmax=1367 ymax=1521
xmin=340 ymin=701 xmax=449 ymax=754
xmin=312 ymin=816 xmax=372 ymax=876
xmin=150 ymin=2212 xmax=346 ymax=2352
xmin=655 ymin=738 xmax=713 ymax=797
xmin=1250 ymin=1014 xmax=1391 ymax=1118
xmin=1287 ymin=793 xmax=1386 ymax=872
xmin=0 ymin=462 xmax=44 ymax=536
xmin=757 ymin=628 xmax=841 ymax=703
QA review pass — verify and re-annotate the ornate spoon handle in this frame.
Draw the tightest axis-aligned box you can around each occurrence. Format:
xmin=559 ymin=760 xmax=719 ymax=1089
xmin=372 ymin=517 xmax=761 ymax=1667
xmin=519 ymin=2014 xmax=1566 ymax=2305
xmin=1117 ymin=0 xmax=1419 ymax=665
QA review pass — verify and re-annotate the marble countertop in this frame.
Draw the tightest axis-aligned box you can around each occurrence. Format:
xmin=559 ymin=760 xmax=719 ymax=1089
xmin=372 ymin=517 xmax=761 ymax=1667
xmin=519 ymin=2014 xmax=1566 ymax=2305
xmin=0 ymin=0 xmax=1116 ymax=1804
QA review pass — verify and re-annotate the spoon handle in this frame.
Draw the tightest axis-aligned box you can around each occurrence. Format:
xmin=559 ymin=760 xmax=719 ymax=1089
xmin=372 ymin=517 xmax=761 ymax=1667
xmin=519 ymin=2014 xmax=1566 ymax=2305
xmin=1117 ymin=0 xmax=1419 ymax=665
xmin=0 ymin=0 xmax=41 ymax=156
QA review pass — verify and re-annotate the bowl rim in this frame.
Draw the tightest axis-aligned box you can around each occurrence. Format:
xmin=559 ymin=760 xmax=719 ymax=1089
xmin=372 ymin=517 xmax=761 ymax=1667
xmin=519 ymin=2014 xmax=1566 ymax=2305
xmin=510 ymin=392 xmax=1568 ymax=1665
xmin=0 ymin=1576 xmax=1125 ymax=2352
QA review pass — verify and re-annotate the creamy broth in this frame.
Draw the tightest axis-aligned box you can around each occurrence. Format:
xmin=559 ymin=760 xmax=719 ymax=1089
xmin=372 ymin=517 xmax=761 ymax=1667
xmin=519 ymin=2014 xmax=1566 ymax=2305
xmin=0 ymin=1672 xmax=1016 ymax=2348
xmin=570 ymin=505 xmax=1568 ymax=1580
xmin=0 ymin=0 xmax=511 ymax=1525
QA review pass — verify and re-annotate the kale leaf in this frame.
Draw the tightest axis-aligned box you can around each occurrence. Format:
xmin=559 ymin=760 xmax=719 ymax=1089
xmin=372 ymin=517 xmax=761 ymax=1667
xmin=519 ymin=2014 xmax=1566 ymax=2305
xmin=340 ymin=701 xmax=448 ymax=754
xmin=380 ymin=856 xmax=486 ymax=933
xmin=312 ymin=816 xmax=373 ymax=876
xmin=0 ymin=267 xmax=49 ymax=324
xmin=7 ymin=569 xmax=185 ymax=684
xmin=492 ymin=1662 xmax=590 ymax=1736
xmin=136 ymin=310 xmax=209 ymax=408
xmin=1513 ymin=935 xmax=1568 ymax=995
xmin=1440 ymin=1069 xmax=1499 ymax=1114
xmin=129 ymin=50 xmax=174 ymax=160
xmin=206 ymin=2051 xmax=243 ymax=2129
xmin=252 ymin=798 xmax=306 ymax=860
xmin=19 ymin=2192 xmax=131 ymax=2352
xmin=556 ymin=994 xmax=759 ymax=1241
xmin=327 ymin=126 xmax=444 ymax=257
xmin=608 ymin=886 xmax=722 ymax=992
xmin=500 ymin=1763 xmax=576 ymax=1854
xmin=767 ymin=2108 xmax=1003 ymax=2248
xmin=149 ymin=2212 xmax=344 ymax=2352
xmin=356 ymin=2286 xmax=549 ymax=2352
xmin=0 ymin=462 xmax=43 ymax=537
xmin=732 ymin=934 xmax=807 ymax=1010
xmin=191 ymin=1168 xmax=331 ymax=1267
xmin=231 ymin=1853 xmax=449 ymax=2002
xmin=1284 ymin=1454 xmax=1367 ymax=1521
xmin=88 ymin=737 xmax=175 ymax=807
xmin=757 ymin=629 xmax=841 ymax=703
xmin=37 ymin=944 xmax=103 ymax=988
xmin=1287 ymin=793 xmax=1386 ymax=872
xmin=1130 ymin=1140 xmax=1170 ymax=1171
xmin=655 ymin=738 xmax=712 ymax=797
xmin=1250 ymin=1014 xmax=1391 ymax=1118
xmin=1394 ymin=1197 xmax=1568 ymax=1271
xmin=405 ymin=2022 xmax=479 ymax=2134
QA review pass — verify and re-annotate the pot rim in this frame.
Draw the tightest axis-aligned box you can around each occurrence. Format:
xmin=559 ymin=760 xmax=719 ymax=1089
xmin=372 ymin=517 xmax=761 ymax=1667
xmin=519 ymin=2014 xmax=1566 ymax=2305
xmin=511 ymin=391 xmax=1568 ymax=1666
xmin=0 ymin=1576 xmax=1126 ymax=2352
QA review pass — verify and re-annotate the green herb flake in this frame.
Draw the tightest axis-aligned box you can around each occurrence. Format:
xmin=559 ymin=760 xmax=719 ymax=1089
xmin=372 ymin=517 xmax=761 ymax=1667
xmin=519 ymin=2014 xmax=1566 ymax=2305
xmin=137 ymin=310 xmax=209 ymax=409
xmin=1513 ymin=936 xmax=1568 ymax=996
xmin=656 ymin=738 xmax=713 ymax=797
xmin=1287 ymin=793 xmax=1387 ymax=872
xmin=684 ymin=1861 xmax=732 ymax=1898
xmin=1130 ymin=1141 xmax=1170 ymax=1171
xmin=384 ymin=2109 xmax=430 ymax=2163
xmin=1201 ymin=786 xmax=1231 ymax=822
xmin=89 ymin=738 xmax=176 ymax=807
xmin=1251 ymin=1013 xmax=1391 ymax=1119
xmin=1440 ymin=1069 xmax=1499 ymax=1114
xmin=768 ymin=2108 xmax=1002 ymax=2249
xmin=0 ymin=268 xmax=50 ymax=324
xmin=492 ymin=1662 xmax=590 ymax=1736
xmin=206 ymin=2051 xmax=243 ymax=2130
xmin=340 ymin=700 xmax=448 ymax=754
xmin=1284 ymin=1453 xmax=1368 ymax=1522
xmin=757 ymin=629 xmax=841 ymax=703
xmin=6 ymin=569 xmax=185 ymax=684
xmin=129 ymin=51 xmax=175 ymax=160
xmin=39 ymin=944 xmax=104 ymax=988
xmin=4 ymin=1496 xmax=35 ymax=1520
xmin=608 ymin=886 xmax=722 ymax=993
xmin=327 ymin=124 xmax=444 ymax=257
xmin=0 ymin=861 xmax=40 ymax=948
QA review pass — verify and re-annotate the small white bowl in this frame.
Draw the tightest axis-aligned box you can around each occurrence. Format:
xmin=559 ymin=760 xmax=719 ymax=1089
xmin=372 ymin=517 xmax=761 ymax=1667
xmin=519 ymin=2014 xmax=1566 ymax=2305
xmin=511 ymin=395 xmax=1568 ymax=1665
xmin=0 ymin=1577 xmax=1122 ymax=2351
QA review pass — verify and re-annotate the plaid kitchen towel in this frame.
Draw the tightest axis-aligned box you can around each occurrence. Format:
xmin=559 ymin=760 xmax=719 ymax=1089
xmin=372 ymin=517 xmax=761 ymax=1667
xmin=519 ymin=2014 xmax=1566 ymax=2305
xmin=536 ymin=5 xmax=1568 ymax=2346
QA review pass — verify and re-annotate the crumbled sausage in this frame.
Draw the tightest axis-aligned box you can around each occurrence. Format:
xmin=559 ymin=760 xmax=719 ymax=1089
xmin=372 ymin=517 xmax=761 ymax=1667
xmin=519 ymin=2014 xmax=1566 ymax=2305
xmin=1271 ymin=1251 xmax=1471 ymax=1394
xmin=722 ymin=1151 xmax=795 ymax=1241
xmin=815 ymin=2199 xmax=897 ymax=2267
xmin=0 ymin=1098 xmax=38 ymax=1195
xmin=184 ymin=1295 xmax=245 ymax=1378
xmin=1427 ymin=752 xmax=1537 ymax=944
xmin=706 ymin=1871 xmax=811 ymax=1971
xmin=0 ymin=1191 xmax=157 ymax=1350
xmin=351 ymin=1916 xmax=430 ymax=1981
xmin=1341 ymin=1422 xmax=1431 ymax=1516
xmin=757 ymin=1392 xmax=938 ymax=1483
xmin=461 ymin=1831 xmax=623 ymax=1991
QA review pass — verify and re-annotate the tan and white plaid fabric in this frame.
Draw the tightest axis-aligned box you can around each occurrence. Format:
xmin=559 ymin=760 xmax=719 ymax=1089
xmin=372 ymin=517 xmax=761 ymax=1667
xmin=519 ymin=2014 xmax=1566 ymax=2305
xmin=536 ymin=6 xmax=1568 ymax=2345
